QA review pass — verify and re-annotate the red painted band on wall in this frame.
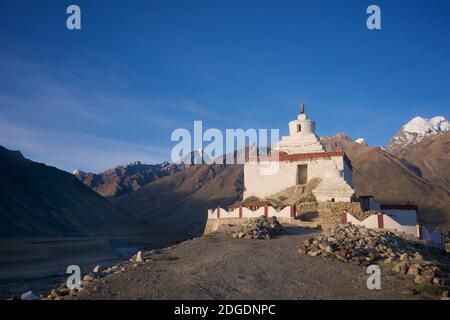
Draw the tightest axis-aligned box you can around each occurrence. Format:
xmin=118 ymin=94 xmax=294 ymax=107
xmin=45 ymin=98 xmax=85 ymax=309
xmin=377 ymin=212 xmax=384 ymax=229
xmin=290 ymin=205 xmax=296 ymax=218
xmin=342 ymin=210 xmax=347 ymax=224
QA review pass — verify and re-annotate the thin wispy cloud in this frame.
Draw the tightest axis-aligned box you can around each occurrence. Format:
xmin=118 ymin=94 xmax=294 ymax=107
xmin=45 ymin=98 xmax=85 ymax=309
xmin=0 ymin=51 xmax=191 ymax=171
xmin=0 ymin=117 xmax=168 ymax=172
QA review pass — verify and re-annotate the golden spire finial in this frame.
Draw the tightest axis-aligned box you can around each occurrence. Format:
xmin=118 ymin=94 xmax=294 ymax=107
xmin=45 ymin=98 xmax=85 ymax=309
xmin=300 ymin=102 xmax=305 ymax=114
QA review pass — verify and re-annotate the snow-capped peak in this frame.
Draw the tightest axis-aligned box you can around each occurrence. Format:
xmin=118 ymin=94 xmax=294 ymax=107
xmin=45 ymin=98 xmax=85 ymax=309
xmin=355 ymin=138 xmax=367 ymax=146
xmin=388 ymin=115 xmax=449 ymax=151
xmin=403 ymin=116 xmax=449 ymax=134
xmin=128 ymin=161 xmax=142 ymax=167
xmin=429 ymin=116 xmax=450 ymax=132
xmin=72 ymin=169 xmax=80 ymax=175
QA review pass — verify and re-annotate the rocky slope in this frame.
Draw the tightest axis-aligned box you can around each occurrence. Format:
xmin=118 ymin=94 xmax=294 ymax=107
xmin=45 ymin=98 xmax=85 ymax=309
xmin=0 ymin=145 xmax=142 ymax=237
xmin=298 ymin=224 xmax=449 ymax=291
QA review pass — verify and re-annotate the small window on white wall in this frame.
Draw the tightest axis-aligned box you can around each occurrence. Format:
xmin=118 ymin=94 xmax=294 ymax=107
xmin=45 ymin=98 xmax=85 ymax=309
xmin=297 ymin=164 xmax=307 ymax=184
xmin=297 ymin=124 xmax=301 ymax=132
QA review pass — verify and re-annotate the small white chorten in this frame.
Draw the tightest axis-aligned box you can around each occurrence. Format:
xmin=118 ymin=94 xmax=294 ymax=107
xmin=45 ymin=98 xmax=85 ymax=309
xmin=274 ymin=103 xmax=324 ymax=154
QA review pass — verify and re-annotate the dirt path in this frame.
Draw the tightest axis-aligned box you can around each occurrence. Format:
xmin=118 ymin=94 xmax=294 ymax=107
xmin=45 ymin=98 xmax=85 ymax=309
xmin=73 ymin=227 xmax=425 ymax=300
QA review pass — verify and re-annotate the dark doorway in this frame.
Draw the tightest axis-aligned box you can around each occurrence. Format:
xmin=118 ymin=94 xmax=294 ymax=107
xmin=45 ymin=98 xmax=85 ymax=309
xmin=297 ymin=164 xmax=307 ymax=184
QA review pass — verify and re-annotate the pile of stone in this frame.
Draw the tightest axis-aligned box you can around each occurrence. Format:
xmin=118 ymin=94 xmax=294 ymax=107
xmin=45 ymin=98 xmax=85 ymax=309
xmin=41 ymin=264 xmax=110 ymax=300
xmin=297 ymin=223 xmax=449 ymax=290
xmin=232 ymin=216 xmax=284 ymax=240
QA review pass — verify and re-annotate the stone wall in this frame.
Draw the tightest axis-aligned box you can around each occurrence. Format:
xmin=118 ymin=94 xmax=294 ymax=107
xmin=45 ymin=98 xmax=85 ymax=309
xmin=296 ymin=202 xmax=372 ymax=228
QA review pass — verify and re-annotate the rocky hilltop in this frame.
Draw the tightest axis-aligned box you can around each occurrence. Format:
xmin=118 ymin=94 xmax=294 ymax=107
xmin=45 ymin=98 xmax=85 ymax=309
xmin=74 ymin=161 xmax=186 ymax=198
xmin=73 ymin=150 xmax=210 ymax=198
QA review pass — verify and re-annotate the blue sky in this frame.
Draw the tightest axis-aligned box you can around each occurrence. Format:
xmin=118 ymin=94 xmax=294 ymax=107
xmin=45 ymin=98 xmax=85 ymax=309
xmin=0 ymin=0 xmax=449 ymax=172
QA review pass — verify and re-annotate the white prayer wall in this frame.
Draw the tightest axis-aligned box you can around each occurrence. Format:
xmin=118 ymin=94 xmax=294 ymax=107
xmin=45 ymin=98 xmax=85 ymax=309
xmin=343 ymin=211 xmax=443 ymax=246
xmin=207 ymin=206 xmax=294 ymax=220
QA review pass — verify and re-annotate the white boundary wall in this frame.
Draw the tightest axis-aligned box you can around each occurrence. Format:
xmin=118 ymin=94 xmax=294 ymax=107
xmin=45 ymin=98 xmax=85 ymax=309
xmin=342 ymin=211 xmax=443 ymax=246
xmin=382 ymin=214 xmax=417 ymax=237
xmin=346 ymin=213 xmax=379 ymax=228
xmin=208 ymin=205 xmax=294 ymax=220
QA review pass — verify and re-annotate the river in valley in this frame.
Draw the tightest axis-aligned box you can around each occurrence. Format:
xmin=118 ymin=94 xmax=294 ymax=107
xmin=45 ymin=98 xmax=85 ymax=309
xmin=0 ymin=234 xmax=184 ymax=299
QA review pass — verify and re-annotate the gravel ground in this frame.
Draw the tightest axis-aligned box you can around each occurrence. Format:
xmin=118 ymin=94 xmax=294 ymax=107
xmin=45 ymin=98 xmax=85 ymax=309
xmin=71 ymin=227 xmax=429 ymax=300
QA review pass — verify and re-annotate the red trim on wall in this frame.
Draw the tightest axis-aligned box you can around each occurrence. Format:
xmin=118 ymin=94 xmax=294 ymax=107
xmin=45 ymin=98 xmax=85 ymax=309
xmin=290 ymin=205 xmax=296 ymax=218
xmin=342 ymin=210 xmax=347 ymax=224
xmin=377 ymin=212 xmax=384 ymax=228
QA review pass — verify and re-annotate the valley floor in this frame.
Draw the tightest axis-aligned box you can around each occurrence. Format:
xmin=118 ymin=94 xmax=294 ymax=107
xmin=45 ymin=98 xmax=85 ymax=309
xmin=0 ymin=232 xmax=185 ymax=299
xmin=72 ymin=227 xmax=427 ymax=300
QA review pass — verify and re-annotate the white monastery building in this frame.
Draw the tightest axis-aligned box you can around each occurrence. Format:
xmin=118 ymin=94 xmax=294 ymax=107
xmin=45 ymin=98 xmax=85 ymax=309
xmin=243 ymin=103 xmax=355 ymax=202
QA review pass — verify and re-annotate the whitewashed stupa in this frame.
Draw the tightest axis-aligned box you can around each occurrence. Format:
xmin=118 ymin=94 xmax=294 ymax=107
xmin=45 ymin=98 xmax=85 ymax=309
xmin=244 ymin=103 xmax=355 ymax=202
